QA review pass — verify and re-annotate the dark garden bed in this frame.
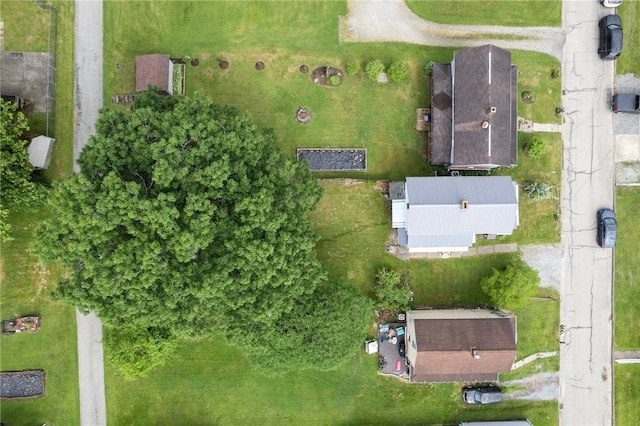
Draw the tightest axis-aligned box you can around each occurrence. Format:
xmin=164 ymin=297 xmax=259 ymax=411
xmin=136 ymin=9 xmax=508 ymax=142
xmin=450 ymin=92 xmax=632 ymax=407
xmin=0 ymin=370 xmax=45 ymax=399
xmin=297 ymin=149 xmax=366 ymax=171
xmin=311 ymin=66 xmax=343 ymax=87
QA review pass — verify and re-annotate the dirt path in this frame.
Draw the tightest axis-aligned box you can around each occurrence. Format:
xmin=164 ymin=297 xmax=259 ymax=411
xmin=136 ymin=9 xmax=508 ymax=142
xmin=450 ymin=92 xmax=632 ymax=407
xmin=341 ymin=0 xmax=565 ymax=61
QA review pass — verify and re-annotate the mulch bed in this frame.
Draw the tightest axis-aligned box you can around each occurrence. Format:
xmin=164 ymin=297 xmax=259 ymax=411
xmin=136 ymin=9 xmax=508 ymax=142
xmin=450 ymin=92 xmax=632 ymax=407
xmin=311 ymin=66 xmax=343 ymax=87
xmin=255 ymin=61 xmax=265 ymax=71
xmin=191 ymin=58 xmax=200 ymax=67
xmin=0 ymin=370 xmax=45 ymax=399
xmin=297 ymin=148 xmax=366 ymax=171
xmin=299 ymin=65 xmax=309 ymax=73
xmin=296 ymin=107 xmax=312 ymax=124
xmin=218 ymin=59 xmax=229 ymax=69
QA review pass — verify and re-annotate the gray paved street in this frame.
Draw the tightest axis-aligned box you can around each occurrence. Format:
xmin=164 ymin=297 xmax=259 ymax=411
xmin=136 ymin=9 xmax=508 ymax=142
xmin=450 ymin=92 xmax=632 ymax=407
xmin=74 ymin=1 xmax=106 ymax=425
xmin=559 ymin=2 xmax=615 ymax=425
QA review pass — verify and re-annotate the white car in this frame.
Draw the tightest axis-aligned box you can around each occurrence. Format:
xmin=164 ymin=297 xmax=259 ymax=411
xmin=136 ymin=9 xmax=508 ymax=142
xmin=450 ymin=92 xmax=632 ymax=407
xmin=601 ymin=0 xmax=622 ymax=8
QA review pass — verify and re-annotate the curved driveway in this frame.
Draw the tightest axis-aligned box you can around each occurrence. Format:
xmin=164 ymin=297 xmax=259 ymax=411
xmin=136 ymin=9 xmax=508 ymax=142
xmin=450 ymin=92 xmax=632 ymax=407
xmin=342 ymin=0 xmax=565 ymax=61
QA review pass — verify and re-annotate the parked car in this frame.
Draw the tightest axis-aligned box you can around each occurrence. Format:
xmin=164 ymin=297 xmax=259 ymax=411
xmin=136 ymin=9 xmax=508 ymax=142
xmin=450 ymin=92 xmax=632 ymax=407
xmin=598 ymin=14 xmax=623 ymax=60
xmin=611 ymin=93 xmax=640 ymax=113
xmin=597 ymin=208 xmax=617 ymax=248
xmin=601 ymin=0 xmax=622 ymax=7
xmin=462 ymin=384 xmax=503 ymax=404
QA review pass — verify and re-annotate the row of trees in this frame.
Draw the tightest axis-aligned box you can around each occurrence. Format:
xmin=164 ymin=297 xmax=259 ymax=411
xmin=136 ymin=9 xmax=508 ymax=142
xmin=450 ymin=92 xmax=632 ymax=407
xmin=347 ymin=60 xmax=409 ymax=82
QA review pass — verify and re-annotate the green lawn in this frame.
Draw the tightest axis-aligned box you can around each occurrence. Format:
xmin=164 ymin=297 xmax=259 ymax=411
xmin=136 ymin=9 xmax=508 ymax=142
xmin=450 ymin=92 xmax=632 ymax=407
xmin=614 ymin=186 xmax=640 ymax=350
xmin=406 ymin=0 xmax=562 ymax=27
xmin=0 ymin=2 xmax=78 ymax=424
xmin=615 ymin=363 xmax=640 ymax=425
xmin=0 ymin=209 xmax=80 ymax=426
xmin=617 ymin=0 xmax=640 ymax=75
xmin=103 ymin=1 xmax=560 ymax=180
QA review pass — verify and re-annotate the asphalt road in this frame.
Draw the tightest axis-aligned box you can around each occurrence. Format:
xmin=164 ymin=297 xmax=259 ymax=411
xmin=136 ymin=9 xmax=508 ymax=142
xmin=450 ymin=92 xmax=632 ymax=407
xmin=74 ymin=1 xmax=106 ymax=425
xmin=559 ymin=2 xmax=615 ymax=425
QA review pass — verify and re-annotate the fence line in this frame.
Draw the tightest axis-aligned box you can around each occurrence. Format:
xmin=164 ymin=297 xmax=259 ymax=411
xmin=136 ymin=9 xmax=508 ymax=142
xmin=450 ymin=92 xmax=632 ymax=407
xmin=35 ymin=0 xmax=58 ymax=137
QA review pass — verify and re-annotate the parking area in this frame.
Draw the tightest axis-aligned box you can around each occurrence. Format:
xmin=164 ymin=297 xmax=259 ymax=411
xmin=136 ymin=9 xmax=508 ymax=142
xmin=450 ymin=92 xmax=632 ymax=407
xmin=0 ymin=51 xmax=54 ymax=113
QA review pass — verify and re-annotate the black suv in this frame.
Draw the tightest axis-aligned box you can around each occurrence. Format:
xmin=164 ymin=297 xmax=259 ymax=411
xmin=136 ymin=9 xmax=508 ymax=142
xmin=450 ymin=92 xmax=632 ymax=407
xmin=462 ymin=384 xmax=503 ymax=404
xmin=598 ymin=14 xmax=623 ymax=60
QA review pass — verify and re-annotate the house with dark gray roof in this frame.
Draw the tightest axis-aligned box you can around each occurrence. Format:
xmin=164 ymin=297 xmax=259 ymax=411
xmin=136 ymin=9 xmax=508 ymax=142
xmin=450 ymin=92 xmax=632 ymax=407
xmin=430 ymin=44 xmax=518 ymax=171
xmin=405 ymin=309 xmax=517 ymax=383
xmin=390 ymin=176 xmax=519 ymax=253
xmin=135 ymin=54 xmax=174 ymax=94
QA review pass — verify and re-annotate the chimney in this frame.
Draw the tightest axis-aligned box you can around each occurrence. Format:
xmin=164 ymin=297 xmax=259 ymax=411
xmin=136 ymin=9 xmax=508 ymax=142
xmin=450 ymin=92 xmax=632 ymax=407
xmin=489 ymin=106 xmax=497 ymax=114
xmin=471 ymin=348 xmax=480 ymax=359
xmin=461 ymin=200 xmax=469 ymax=210
xmin=481 ymin=120 xmax=490 ymax=129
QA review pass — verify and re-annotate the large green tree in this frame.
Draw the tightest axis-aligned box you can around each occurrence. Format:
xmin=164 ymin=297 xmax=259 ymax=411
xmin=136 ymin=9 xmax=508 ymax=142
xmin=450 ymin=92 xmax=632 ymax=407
xmin=0 ymin=98 xmax=46 ymax=241
xmin=34 ymin=90 xmax=367 ymax=376
xmin=480 ymin=259 xmax=540 ymax=310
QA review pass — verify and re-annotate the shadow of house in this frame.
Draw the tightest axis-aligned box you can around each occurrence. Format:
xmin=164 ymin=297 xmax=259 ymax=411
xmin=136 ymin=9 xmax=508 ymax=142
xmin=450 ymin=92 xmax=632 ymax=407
xmin=405 ymin=309 xmax=517 ymax=383
xmin=390 ymin=176 xmax=519 ymax=253
xmin=430 ymin=44 xmax=518 ymax=171
xmin=135 ymin=54 xmax=175 ymax=95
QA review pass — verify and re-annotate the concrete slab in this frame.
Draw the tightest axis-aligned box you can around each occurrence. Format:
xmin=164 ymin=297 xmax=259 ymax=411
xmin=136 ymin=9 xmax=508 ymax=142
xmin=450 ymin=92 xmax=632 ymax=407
xmin=615 ymin=134 xmax=640 ymax=162
xmin=495 ymin=243 xmax=518 ymax=253
xmin=477 ymin=246 xmax=495 ymax=255
xmin=461 ymin=247 xmax=478 ymax=257
xmin=0 ymin=51 xmax=53 ymax=113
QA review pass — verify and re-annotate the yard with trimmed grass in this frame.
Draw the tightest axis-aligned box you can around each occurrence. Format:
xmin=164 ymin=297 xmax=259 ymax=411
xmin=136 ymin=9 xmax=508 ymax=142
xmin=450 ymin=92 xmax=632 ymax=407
xmin=406 ymin=0 xmax=562 ymax=27
xmin=0 ymin=1 xmax=77 ymax=424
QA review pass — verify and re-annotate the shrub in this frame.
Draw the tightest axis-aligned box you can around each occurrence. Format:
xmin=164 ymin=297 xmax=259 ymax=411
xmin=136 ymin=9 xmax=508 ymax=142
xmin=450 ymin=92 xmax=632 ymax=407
xmin=374 ymin=268 xmax=412 ymax=311
xmin=424 ymin=61 xmax=435 ymax=74
xmin=524 ymin=182 xmax=553 ymax=201
xmin=329 ymin=75 xmax=341 ymax=86
xmin=365 ymin=60 xmax=385 ymax=81
xmin=525 ymin=135 xmax=546 ymax=159
xmin=551 ymin=67 xmax=561 ymax=80
xmin=480 ymin=259 xmax=540 ymax=310
xmin=347 ymin=61 xmax=360 ymax=76
xmin=387 ymin=62 xmax=408 ymax=82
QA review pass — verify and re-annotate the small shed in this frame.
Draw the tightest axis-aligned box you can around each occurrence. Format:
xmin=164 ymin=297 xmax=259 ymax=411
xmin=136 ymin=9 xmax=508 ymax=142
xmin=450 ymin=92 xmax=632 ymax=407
xmin=28 ymin=135 xmax=55 ymax=170
xmin=135 ymin=54 xmax=174 ymax=94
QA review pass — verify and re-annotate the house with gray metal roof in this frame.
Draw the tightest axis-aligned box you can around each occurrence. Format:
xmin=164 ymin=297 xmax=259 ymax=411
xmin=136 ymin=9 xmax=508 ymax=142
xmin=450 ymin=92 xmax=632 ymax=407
xmin=430 ymin=44 xmax=518 ymax=171
xmin=391 ymin=176 xmax=519 ymax=253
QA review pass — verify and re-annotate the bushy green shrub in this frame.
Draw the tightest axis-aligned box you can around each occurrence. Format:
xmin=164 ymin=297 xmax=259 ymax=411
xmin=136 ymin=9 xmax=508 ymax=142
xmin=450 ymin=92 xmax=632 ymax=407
xmin=329 ymin=75 xmax=340 ymax=85
xmin=524 ymin=182 xmax=553 ymax=201
xmin=424 ymin=61 xmax=435 ymax=74
xmin=347 ymin=61 xmax=360 ymax=76
xmin=480 ymin=259 xmax=540 ymax=310
xmin=374 ymin=268 xmax=412 ymax=311
xmin=525 ymin=135 xmax=546 ymax=159
xmin=365 ymin=60 xmax=385 ymax=81
xmin=387 ymin=62 xmax=408 ymax=82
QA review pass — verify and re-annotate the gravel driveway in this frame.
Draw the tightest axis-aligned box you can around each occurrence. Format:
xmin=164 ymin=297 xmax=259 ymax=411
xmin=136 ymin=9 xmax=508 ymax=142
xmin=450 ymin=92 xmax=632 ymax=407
xmin=503 ymin=372 xmax=560 ymax=401
xmin=341 ymin=0 xmax=565 ymax=61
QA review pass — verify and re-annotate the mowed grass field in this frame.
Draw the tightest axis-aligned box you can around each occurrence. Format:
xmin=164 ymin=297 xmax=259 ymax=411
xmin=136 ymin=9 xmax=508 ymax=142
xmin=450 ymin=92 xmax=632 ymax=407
xmin=0 ymin=1 xmax=77 ymax=425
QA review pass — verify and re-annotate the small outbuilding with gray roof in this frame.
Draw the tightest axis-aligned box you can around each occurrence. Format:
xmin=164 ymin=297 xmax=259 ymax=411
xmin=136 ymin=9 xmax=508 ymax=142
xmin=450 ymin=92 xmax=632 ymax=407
xmin=391 ymin=176 xmax=518 ymax=253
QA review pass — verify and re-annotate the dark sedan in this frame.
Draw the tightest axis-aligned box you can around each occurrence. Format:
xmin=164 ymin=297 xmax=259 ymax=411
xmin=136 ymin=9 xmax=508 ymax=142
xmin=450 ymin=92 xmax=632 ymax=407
xmin=597 ymin=208 xmax=617 ymax=248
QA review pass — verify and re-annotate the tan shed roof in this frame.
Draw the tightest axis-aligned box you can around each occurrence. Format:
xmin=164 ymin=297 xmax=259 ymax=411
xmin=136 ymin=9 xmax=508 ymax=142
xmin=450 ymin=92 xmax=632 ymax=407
xmin=135 ymin=54 xmax=171 ymax=93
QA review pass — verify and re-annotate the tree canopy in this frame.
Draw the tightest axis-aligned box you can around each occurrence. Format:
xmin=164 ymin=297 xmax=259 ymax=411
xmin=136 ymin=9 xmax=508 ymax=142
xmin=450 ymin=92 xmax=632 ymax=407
xmin=1 ymin=99 xmax=47 ymax=240
xmin=480 ymin=259 xmax=540 ymax=310
xmin=34 ymin=90 xmax=368 ymax=376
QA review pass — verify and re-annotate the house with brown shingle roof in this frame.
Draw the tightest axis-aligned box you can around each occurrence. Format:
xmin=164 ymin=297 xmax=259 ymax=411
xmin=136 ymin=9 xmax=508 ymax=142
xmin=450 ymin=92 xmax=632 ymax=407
xmin=135 ymin=54 xmax=174 ymax=94
xmin=404 ymin=309 xmax=517 ymax=383
xmin=430 ymin=44 xmax=518 ymax=171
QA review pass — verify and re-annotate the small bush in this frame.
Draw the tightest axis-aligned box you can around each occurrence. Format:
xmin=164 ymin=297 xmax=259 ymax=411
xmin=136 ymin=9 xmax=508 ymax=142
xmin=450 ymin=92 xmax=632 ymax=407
xmin=329 ymin=75 xmax=340 ymax=86
xmin=374 ymin=268 xmax=412 ymax=311
xmin=525 ymin=135 xmax=546 ymax=159
xmin=524 ymin=182 xmax=553 ymax=201
xmin=551 ymin=67 xmax=561 ymax=80
xmin=365 ymin=60 xmax=385 ymax=81
xmin=347 ymin=61 xmax=360 ymax=76
xmin=424 ymin=61 xmax=435 ymax=74
xmin=481 ymin=259 xmax=540 ymax=310
xmin=387 ymin=62 xmax=408 ymax=82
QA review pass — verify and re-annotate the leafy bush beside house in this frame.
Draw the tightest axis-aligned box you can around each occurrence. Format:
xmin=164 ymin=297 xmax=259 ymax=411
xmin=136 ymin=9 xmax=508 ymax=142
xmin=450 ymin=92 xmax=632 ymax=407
xmin=481 ymin=259 xmax=540 ymax=310
xmin=365 ymin=59 xmax=385 ymax=81
xmin=387 ymin=62 xmax=408 ymax=82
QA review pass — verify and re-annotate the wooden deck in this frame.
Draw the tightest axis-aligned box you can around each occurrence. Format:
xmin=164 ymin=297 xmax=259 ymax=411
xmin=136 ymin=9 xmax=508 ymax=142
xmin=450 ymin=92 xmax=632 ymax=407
xmin=416 ymin=108 xmax=431 ymax=131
